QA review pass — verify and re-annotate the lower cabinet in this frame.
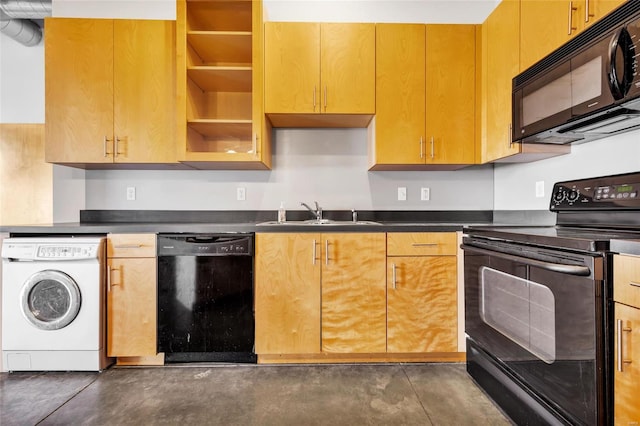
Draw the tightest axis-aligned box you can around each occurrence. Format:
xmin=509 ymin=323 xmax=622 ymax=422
xmin=387 ymin=233 xmax=458 ymax=353
xmin=106 ymin=234 xmax=158 ymax=359
xmin=613 ymin=254 xmax=640 ymax=424
xmin=255 ymin=231 xmax=460 ymax=362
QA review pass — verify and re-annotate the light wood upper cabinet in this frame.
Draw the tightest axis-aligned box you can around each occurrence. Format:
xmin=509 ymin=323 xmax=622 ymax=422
xmin=520 ymin=0 xmax=628 ymax=71
xmin=373 ymin=24 xmax=426 ymax=166
xmin=425 ymin=24 xmax=476 ymax=165
xmin=265 ymin=22 xmax=375 ymax=126
xmin=45 ymin=18 xmax=177 ymax=167
xmin=107 ymin=234 xmax=157 ymax=357
xmin=255 ymin=233 xmax=321 ymax=355
xmin=177 ymin=0 xmax=271 ymax=169
xmin=371 ymin=24 xmax=476 ymax=169
xmin=479 ymin=0 xmax=570 ymax=163
xmin=386 ymin=233 xmax=458 ymax=353
xmin=321 ymin=233 xmax=387 ymax=353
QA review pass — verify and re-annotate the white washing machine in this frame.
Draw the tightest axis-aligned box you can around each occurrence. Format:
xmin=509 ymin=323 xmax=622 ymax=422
xmin=1 ymin=237 xmax=112 ymax=372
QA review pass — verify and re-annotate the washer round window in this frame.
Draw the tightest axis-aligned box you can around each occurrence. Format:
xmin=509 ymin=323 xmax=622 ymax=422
xmin=20 ymin=270 xmax=82 ymax=330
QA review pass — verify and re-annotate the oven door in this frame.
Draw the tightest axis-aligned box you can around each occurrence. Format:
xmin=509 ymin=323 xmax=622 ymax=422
xmin=463 ymin=238 xmax=606 ymax=425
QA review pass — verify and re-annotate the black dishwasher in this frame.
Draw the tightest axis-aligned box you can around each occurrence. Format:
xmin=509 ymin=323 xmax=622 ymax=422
xmin=157 ymin=234 xmax=256 ymax=363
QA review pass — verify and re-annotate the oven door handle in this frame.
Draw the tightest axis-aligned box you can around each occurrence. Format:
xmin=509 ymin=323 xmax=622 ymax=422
xmin=461 ymin=244 xmax=592 ymax=277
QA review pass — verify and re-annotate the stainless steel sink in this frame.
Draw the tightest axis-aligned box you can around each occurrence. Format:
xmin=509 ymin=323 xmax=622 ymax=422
xmin=256 ymin=219 xmax=382 ymax=226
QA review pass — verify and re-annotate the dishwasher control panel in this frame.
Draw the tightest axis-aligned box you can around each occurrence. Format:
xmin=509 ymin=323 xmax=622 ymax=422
xmin=157 ymin=234 xmax=253 ymax=256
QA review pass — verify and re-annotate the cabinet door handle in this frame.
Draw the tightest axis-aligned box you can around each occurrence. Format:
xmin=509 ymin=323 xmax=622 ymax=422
xmin=412 ymin=243 xmax=438 ymax=247
xmin=252 ymin=133 xmax=259 ymax=155
xmin=585 ymin=0 xmax=594 ymax=23
xmin=392 ymin=263 xmax=397 ymax=290
xmin=312 ymin=239 xmax=317 ymax=265
xmin=617 ymin=319 xmax=633 ymax=372
xmin=508 ymin=123 xmax=513 ymax=148
xmin=108 ymin=267 xmax=120 ymax=291
xmin=313 ymin=86 xmax=317 ymax=112
xmin=325 ymin=240 xmax=329 ymax=265
xmin=114 ymin=136 xmax=122 ymax=157
xmin=324 ymin=85 xmax=327 ymax=111
xmin=419 ymin=137 xmax=424 ymax=159
xmin=629 ymin=281 xmax=640 ymax=288
xmin=568 ymin=1 xmax=577 ymax=35
xmin=104 ymin=136 xmax=112 ymax=157
xmin=430 ymin=136 xmax=435 ymax=159
xmin=114 ymin=244 xmax=143 ymax=249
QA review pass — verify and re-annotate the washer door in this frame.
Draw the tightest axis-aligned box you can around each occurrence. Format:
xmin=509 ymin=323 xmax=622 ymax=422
xmin=20 ymin=270 xmax=82 ymax=330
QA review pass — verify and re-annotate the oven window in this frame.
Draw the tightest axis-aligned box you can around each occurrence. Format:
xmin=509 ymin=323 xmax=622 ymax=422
xmin=480 ymin=267 xmax=556 ymax=364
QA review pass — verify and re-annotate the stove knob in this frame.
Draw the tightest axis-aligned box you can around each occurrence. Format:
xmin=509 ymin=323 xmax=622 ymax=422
xmin=567 ymin=190 xmax=580 ymax=203
xmin=553 ymin=190 xmax=566 ymax=204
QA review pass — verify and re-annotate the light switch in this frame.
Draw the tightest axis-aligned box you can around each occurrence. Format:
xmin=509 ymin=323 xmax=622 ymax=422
xmin=237 ymin=187 xmax=246 ymax=201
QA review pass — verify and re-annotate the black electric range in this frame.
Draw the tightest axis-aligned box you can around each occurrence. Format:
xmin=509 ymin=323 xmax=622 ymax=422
xmin=462 ymin=171 xmax=640 ymax=426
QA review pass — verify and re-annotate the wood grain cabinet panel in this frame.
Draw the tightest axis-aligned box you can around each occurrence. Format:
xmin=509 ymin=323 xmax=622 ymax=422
xmin=255 ymin=233 xmax=321 ymax=354
xmin=614 ymin=303 xmax=640 ymax=425
xmin=45 ymin=18 xmax=177 ymax=166
xmin=107 ymin=234 xmax=157 ymax=357
xmin=387 ymin=257 xmax=457 ymax=353
xmin=264 ymin=22 xmax=375 ymax=125
xmin=321 ymin=233 xmax=387 ymax=353
xmin=386 ymin=232 xmax=458 ymax=354
xmin=371 ymin=23 xmax=476 ymax=169
xmin=613 ymin=254 xmax=640 ymax=424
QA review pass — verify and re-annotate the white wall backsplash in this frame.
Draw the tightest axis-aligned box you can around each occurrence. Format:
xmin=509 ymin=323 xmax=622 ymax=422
xmin=264 ymin=0 xmax=499 ymax=24
xmin=494 ymin=129 xmax=640 ymax=211
xmin=86 ymin=128 xmax=494 ymax=211
xmin=52 ymin=0 xmax=176 ymax=19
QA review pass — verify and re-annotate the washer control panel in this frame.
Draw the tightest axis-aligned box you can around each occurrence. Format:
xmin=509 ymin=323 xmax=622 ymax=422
xmin=550 ymin=172 xmax=640 ymax=211
xmin=1 ymin=238 xmax=103 ymax=261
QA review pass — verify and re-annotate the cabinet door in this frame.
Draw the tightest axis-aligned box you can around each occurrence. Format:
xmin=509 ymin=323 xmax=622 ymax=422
xmin=374 ymin=24 xmax=426 ymax=165
xmin=264 ymin=22 xmax=321 ymax=114
xmin=387 ymin=257 xmax=457 ymax=353
xmin=520 ymin=1 xmax=573 ymax=71
xmin=320 ymin=23 xmax=375 ymax=114
xmin=483 ymin=0 xmax=521 ymax=163
xmin=425 ymin=24 xmax=476 ymax=165
xmin=614 ymin=303 xmax=640 ymax=424
xmin=321 ymin=233 xmax=386 ymax=353
xmin=255 ymin=233 xmax=321 ymax=354
xmin=113 ymin=20 xmax=177 ymax=163
xmin=45 ymin=18 xmax=114 ymax=164
xmin=107 ymin=257 xmax=157 ymax=357
xmin=589 ymin=0 xmax=627 ymax=23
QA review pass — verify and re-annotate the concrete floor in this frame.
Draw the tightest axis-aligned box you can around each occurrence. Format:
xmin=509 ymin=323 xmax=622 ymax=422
xmin=0 ymin=363 xmax=512 ymax=425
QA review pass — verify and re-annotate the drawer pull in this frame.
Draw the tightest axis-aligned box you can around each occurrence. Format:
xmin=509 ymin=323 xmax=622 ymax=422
xmin=114 ymin=244 xmax=143 ymax=249
xmin=617 ymin=319 xmax=633 ymax=372
xmin=412 ymin=243 xmax=438 ymax=247
xmin=630 ymin=281 xmax=640 ymax=288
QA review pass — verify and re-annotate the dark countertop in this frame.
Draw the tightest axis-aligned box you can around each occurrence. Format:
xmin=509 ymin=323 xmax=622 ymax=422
xmin=611 ymin=239 xmax=640 ymax=256
xmin=0 ymin=209 xmax=496 ymax=235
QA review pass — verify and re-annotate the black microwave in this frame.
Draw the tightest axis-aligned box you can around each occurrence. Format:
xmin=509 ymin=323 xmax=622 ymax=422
xmin=512 ymin=2 xmax=640 ymax=145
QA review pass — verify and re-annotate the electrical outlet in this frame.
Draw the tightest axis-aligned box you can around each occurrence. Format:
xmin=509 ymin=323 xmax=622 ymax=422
xmin=397 ymin=187 xmax=407 ymax=201
xmin=126 ymin=186 xmax=136 ymax=201
xmin=421 ymin=187 xmax=430 ymax=201
xmin=237 ymin=187 xmax=246 ymax=201
xmin=535 ymin=181 xmax=545 ymax=198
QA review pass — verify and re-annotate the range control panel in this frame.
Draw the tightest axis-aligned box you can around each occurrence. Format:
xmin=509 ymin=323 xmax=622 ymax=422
xmin=550 ymin=172 xmax=640 ymax=211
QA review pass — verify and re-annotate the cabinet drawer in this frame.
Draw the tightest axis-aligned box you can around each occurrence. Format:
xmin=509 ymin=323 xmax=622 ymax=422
xmin=387 ymin=232 xmax=457 ymax=256
xmin=614 ymin=255 xmax=640 ymax=308
xmin=108 ymin=234 xmax=156 ymax=258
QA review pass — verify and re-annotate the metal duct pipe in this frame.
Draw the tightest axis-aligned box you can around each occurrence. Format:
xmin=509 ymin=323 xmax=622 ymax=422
xmin=0 ymin=0 xmax=51 ymax=19
xmin=0 ymin=0 xmax=51 ymax=46
xmin=1 ymin=17 xmax=42 ymax=46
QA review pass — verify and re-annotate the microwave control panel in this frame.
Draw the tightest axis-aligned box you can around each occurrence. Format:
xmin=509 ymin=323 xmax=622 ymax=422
xmin=550 ymin=172 xmax=640 ymax=210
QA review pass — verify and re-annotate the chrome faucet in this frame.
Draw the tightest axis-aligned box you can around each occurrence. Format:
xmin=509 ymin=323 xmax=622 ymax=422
xmin=301 ymin=201 xmax=322 ymax=221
